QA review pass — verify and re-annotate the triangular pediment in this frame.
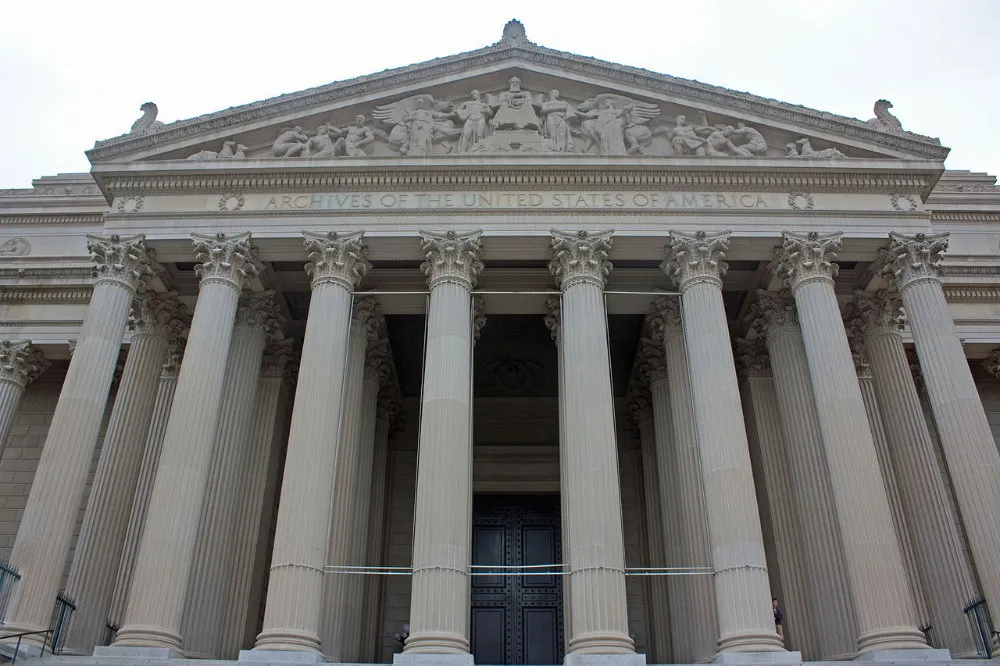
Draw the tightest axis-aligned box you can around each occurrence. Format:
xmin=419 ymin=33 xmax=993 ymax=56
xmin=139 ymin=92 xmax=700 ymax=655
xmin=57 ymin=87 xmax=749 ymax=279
xmin=87 ymin=21 xmax=948 ymax=166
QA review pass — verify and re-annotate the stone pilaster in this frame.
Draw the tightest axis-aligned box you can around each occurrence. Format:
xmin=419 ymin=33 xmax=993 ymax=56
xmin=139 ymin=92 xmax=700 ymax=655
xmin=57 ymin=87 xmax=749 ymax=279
xmin=403 ymin=230 xmax=483 ymax=657
xmin=114 ymin=232 xmax=258 ymax=650
xmin=661 ymin=230 xmax=783 ymax=654
xmin=849 ymin=290 xmax=981 ymax=656
xmin=254 ymin=231 xmax=369 ymax=655
xmin=220 ymin=339 xmax=294 ymax=658
xmin=321 ymin=298 xmax=379 ymax=659
xmin=735 ymin=340 xmax=817 ymax=659
xmin=774 ymin=231 xmax=925 ymax=653
xmin=547 ymin=229 xmax=634 ymax=656
xmin=881 ymin=231 xmax=1000 ymax=626
xmin=108 ymin=332 xmax=186 ymax=631
xmin=184 ymin=291 xmax=283 ymax=658
xmin=62 ymin=292 xmax=186 ymax=654
xmin=647 ymin=297 xmax=719 ymax=661
xmin=749 ymin=289 xmax=858 ymax=659
xmin=360 ymin=389 xmax=400 ymax=662
xmin=3 ymin=234 xmax=154 ymax=641
xmin=0 ymin=341 xmax=49 ymax=455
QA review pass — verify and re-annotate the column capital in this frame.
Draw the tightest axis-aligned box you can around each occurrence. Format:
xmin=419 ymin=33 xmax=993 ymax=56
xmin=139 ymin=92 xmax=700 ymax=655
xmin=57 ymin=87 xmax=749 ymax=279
xmin=841 ymin=301 xmax=874 ymax=379
xmin=261 ymin=339 xmax=296 ymax=379
xmin=0 ymin=341 xmax=50 ymax=389
xmin=303 ymin=230 xmax=371 ymax=291
xmin=473 ymin=296 xmax=487 ymax=343
xmin=548 ymin=229 xmax=613 ymax=290
xmin=161 ymin=328 xmax=187 ymax=378
xmin=377 ymin=387 xmax=403 ymax=431
xmin=661 ymin=230 xmax=730 ymax=290
xmin=636 ymin=336 xmax=668 ymax=384
xmin=358 ymin=297 xmax=386 ymax=342
xmin=748 ymin=289 xmax=798 ymax=341
xmin=879 ymin=231 xmax=949 ymax=291
xmin=734 ymin=338 xmax=771 ymax=378
xmin=647 ymin=296 xmax=683 ymax=343
xmin=129 ymin=292 xmax=187 ymax=338
xmin=982 ymin=349 xmax=1000 ymax=380
xmin=87 ymin=234 xmax=156 ymax=293
xmin=846 ymin=290 xmax=904 ymax=341
xmin=236 ymin=291 xmax=285 ymax=339
xmin=193 ymin=232 xmax=259 ymax=291
xmin=775 ymin=230 xmax=842 ymax=290
xmin=365 ymin=339 xmax=394 ymax=385
xmin=420 ymin=230 xmax=484 ymax=289
xmin=543 ymin=296 xmax=561 ymax=342
xmin=627 ymin=386 xmax=653 ymax=426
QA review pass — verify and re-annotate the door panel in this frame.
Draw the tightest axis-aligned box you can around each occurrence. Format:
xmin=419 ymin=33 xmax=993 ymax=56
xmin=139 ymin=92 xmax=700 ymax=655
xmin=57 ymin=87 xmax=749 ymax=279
xmin=471 ymin=495 xmax=564 ymax=665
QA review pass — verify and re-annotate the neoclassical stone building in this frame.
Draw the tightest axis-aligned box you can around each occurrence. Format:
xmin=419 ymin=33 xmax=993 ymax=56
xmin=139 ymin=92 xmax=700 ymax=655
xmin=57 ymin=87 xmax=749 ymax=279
xmin=1 ymin=19 xmax=999 ymax=666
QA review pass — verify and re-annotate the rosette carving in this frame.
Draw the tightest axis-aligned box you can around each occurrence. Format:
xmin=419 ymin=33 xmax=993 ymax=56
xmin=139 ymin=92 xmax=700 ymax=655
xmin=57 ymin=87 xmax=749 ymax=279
xmin=548 ymin=229 xmax=613 ymax=289
xmin=87 ymin=233 xmax=155 ymax=292
xmin=879 ymin=231 xmax=949 ymax=291
xmin=192 ymin=232 xmax=259 ymax=290
xmin=661 ymin=230 xmax=730 ymax=290
xmin=303 ymin=230 xmax=370 ymax=290
xmin=774 ymin=230 xmax=841 ymax=290
xmin=0 ymin=341 xmax=50 ymax=388
xmin=420 ymin=230 xmax=485 ymax=289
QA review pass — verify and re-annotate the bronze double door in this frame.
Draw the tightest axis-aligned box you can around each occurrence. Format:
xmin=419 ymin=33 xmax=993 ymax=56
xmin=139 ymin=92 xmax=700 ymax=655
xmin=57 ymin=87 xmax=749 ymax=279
xmin=471 ymin=494 xmax=564 ymax=665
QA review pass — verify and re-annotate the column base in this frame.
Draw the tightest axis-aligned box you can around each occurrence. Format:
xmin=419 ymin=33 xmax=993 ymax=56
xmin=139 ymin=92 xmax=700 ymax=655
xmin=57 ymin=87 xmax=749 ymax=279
xmin=854 ymin=649 xmax=953 ymax=662
xmin=393 ymin=653 xmax=475 ymax=666
xmin=565 ymin=653 xmax=647 ymax=666
xmin=93 ymin=645 xmax=185 ymax=659
xmin=714 ymin=651 xmax=802 ymax=664
xmin=239 ymin=649 xmax=326 ymax=663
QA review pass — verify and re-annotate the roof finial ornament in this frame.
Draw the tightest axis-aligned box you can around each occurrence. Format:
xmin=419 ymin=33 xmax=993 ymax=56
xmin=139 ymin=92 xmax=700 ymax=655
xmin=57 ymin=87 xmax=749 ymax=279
xmin=866 ymin=99 xmax=904 ymax=134
xmin=501 ymin=18 xmax=527 ymax=44
xmin=130 ymin=102 xmax=166 ymax=135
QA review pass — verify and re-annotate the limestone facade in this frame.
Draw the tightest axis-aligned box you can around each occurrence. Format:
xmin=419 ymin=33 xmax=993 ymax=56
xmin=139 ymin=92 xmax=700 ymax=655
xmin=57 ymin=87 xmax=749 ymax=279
xmin=1 ymin=20 xmax=1000 ymax=666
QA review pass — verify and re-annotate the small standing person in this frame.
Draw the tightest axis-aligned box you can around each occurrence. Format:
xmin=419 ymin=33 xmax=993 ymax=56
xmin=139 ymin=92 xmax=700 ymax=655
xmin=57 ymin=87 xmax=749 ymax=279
xmin=773 ymin=597 xmax=784 ymax=640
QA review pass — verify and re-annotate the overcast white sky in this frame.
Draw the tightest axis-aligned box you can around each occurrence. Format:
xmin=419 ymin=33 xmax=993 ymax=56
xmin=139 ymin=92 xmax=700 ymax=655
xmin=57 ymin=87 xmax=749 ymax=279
xmin=1 ymin=0 xmax=997 ymax=188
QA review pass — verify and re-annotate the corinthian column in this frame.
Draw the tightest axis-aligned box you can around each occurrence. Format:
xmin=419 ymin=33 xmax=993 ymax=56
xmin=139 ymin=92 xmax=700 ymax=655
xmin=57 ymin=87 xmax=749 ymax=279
xmin=0 ymin=341 xmax=50 ymax=454
xmin=62 ymin=292 xmax=186 ymax=654
xmin=253 ymin=231 xmax=369 ymax=657
xmin=661 ymin=230 xmax=784 ymax=656
xmin=108 ymin=332 xmax=186 ymax=631
xmin=113 ymin=232 xmax=258 ymax=652
xmin=184 ymin=291 xmax=283 ymax=658
xmin=647 ymin=297 xmax=718 ymax=662
xmin=774 ymin=231 xmax=926 ymax=654
xmin=3 ymin=235 xmax=154 ymax=642
xmin=849 ymin=290 xmax=981 ymax=656
xmin=749 ymin=290 xmax=858 ymax=659
xmin=547 ymin=229 xmax=636 ymax=660
xmin=881 ymin=232 xmax=1000 ymax=626
xmin=401 ymin=230 xmax=483 ymax=661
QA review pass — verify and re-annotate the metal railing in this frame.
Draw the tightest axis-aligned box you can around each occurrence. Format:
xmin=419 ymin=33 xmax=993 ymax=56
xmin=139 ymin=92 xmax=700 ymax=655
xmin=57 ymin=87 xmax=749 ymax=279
xmin=0 ymin=563 xmax=20 ymax=621
xmin=102 ymin=623 xmax=119 ymax=647
xmin=0 ymin=629 xmax=51 ymax=664
xmin=964 ymin=596 xmax=997 ymax=658
xmin=50 ymin=594 xmax=76 ymax=655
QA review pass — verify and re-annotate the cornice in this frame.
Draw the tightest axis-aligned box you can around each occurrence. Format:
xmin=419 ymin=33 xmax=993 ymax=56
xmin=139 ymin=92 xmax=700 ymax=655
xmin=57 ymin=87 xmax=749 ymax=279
xmin=86 ymin=40 xmax=946 ymax=163
xmin=0 ymin=286 xmax=93 ymax=304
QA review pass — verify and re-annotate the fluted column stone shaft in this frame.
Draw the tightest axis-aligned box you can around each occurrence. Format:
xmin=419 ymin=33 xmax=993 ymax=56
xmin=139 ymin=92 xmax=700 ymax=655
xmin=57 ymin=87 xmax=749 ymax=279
xmin=547 ymin=229 xmax=633 ymax=655
xmin=735 ymin=342 xmax=817 ymax=659
xmin=184 ymin=291 xmax=281 ymax=658
xmin=114 ymin=232 xmax=257 ymax=650
xmin=882 ymin=231 xmax=1000 ymax=623
xmin=63 ymin=293 xmax=185 ymax=654
xmin=254 ymin=231 xmax=370 ymax=654
xmin=750 ymin=290 xmax=858 ymax=659
xmin=108 ymin=338 xmax=185 ymax=630
xmin=321 ymin=300 xmax=376 ymax=658
xmin=775 ymin=231 xmax=925 ymax=653
xmin=662 ymin=230 xmax=783 ymax=654
xmin=0 ymin=342 xmax=49 ymax=455
xmin=649 ymin=298 xmax=720 ymax=661
xmin=220 ymin=340 xmax=294 ymax=658
xmin=850 ymin=290 xmax=980 ymax=656
xmin=404 ymin=230 xmax=483 ymax=655
xmin=4 ymin=235 xmax=153 ymax=640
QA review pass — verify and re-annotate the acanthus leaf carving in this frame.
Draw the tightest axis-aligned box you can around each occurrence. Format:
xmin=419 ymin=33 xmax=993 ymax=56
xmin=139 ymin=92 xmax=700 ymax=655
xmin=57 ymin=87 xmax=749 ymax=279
xmin=129 ymin=291 xmax=187 ymax=337
xmin=734 ymin=338 xmax=771 ymax=378
xmin=261 ymin=338 xmax=296 ymax=379
xmin=549 ymin=229 xmax=613 ymax=290
xmin=420 ymin=230 xmax=484 ymax=289
xmin=236 ymin=290 xmax=285 ymax=338
xmin=647 ymin=296 xmax=683 ymax=343
xmin=87 ymin=234 xmax=156 ymax=293
xmin=543 ymin=295 xmax=561 ymax=342
xmin=845 ymin=290 xmax=905 ymax=341
xmin=879 ymin=231 xmax=949 ymax=291
xmin=661 ymin=229 xmax=730 ymax=290
xmin=982 ymin=349 xmax=1000 ymax=380
xmin=748 ymin=289 xmax=798 ymax=341
xmin=473 ymin=295 xmax=487 ymax=343
xmin=302 ymin=230 xmax=371 ymax=290
xmin=0 ymin=341 xmax=50 ymax=388
xmin=192 ymin=232 xmax=259 ymax=290
xmin=774 ymin=230 xmax=841 ymax=291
